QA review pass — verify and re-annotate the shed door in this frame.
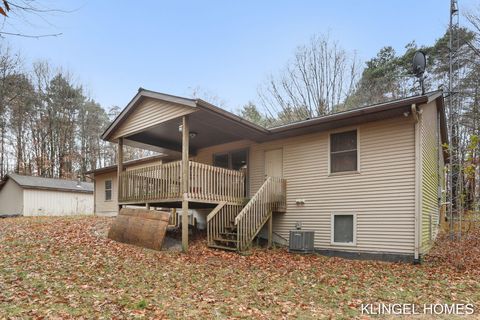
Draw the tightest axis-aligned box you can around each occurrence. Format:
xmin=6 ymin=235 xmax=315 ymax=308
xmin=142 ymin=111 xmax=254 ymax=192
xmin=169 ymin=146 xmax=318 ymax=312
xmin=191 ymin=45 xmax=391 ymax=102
xmin=264 ymin=149 xmax=283 ymax=178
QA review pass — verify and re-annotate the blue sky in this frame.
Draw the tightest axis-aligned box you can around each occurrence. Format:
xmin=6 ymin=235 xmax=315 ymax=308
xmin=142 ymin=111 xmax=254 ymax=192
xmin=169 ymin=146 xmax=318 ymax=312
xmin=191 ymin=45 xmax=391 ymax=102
xmin=4 ymin=0 xmax=478 ymax=112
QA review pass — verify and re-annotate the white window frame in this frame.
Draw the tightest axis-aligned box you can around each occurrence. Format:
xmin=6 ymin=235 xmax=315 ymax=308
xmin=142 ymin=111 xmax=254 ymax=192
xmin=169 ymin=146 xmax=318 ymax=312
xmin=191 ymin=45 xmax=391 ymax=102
xmin=328 ymin=128 xmax=360 ymax=176
xmin=330 ymin=212 xmax=357 ymax=246
xmin=105 ymin=179 xmax=113 ymax=202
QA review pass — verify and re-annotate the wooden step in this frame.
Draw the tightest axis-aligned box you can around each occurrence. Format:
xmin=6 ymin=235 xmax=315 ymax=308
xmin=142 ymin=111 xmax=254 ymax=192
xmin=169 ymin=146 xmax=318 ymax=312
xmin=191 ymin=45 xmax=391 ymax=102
xmin=213 ymin=237 xmax=238 ymax=243
xmin=208 ymin=244 xmax=238 ymax=251
xmin=220 ymin=232 xmax=237 ymax=237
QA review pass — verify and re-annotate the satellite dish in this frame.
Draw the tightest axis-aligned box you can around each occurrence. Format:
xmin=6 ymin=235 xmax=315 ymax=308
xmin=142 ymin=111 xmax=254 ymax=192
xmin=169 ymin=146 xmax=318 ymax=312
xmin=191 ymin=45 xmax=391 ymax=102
xmin=412 ymin=51 xmax=426 ymax=94
xmin=412 ymin=51 xmax=426 ymax=77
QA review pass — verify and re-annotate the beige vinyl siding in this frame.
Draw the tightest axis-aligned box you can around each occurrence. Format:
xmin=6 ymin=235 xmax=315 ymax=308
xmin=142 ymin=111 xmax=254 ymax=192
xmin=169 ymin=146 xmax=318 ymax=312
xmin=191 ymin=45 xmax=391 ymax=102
xmin=94 ymin=171 xmax=118 ymax=216
xmin=196 ymin=116 xmax=417 ymax=255
xmin=420 ymin=101 xmax=441 ymax=253
xmin=23 ymin=189 xmax=93 ymax=216
xmin=112 ymin=98 xmax=195 ymax=139
xmin=0 ymin=179 xmax=24 ymax=215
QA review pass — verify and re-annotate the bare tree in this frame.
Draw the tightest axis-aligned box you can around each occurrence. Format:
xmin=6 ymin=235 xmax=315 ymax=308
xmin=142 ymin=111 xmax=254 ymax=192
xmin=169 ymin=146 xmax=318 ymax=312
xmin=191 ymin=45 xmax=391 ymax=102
xmin=189 ymin=86 xmax=227 ymax=108
xmin=0 ymin=44 xmax=21 ymax=177
xmin=464 ymin=6 xmax=480 ymax=211
xmin=258 ymin=34 xmax=360 ymax=125
xmin=0 ymin=0 xmax=66 ymax=38
xmin=465 ymin=6 xmax=480 ymax=60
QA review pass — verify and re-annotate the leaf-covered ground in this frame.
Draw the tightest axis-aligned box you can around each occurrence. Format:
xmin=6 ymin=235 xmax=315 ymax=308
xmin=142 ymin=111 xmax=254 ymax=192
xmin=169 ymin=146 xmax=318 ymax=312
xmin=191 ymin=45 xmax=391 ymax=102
xmin=0 ymin=217 xmax=478 ymax=319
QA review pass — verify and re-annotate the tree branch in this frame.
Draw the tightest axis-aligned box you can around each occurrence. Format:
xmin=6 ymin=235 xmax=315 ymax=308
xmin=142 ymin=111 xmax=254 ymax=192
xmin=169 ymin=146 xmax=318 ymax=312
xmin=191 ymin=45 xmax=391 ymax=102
xmin=0 ymin=31 xmax=62 ymax=38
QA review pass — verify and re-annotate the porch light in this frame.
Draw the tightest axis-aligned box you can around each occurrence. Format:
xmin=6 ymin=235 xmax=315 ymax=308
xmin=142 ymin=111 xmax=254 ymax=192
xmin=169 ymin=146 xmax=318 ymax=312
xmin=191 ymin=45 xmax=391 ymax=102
xmin=178 ymin=125 xmax=197 ymax=138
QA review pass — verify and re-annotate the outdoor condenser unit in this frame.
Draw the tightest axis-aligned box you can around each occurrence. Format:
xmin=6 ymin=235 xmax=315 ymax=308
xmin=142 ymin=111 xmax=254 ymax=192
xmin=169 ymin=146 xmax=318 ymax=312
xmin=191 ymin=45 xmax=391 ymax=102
xmin=289 ymin=230 xmax=315 ymax=253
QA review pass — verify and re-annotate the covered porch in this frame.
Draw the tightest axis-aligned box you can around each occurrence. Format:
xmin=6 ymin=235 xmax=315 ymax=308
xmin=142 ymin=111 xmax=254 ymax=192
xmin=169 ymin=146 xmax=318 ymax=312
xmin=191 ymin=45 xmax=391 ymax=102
xmin=102 ymin=89 xmax=282 ymax=252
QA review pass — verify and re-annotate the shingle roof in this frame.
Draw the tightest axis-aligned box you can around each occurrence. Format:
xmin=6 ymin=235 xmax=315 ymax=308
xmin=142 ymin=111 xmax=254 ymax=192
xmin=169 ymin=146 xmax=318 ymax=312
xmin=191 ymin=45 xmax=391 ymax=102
xmin=5 ymin=174 xmax=93 ymax=194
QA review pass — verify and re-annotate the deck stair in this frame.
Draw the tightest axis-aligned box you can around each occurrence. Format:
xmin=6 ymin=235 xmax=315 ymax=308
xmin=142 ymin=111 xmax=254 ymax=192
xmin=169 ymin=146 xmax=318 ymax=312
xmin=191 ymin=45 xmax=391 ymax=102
xmin=207 ymin=176 xmax=286 ymax=252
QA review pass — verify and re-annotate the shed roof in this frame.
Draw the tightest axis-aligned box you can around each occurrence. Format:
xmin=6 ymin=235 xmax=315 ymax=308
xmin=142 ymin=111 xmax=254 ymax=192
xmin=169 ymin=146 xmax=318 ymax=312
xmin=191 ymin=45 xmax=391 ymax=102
xmin=1 ymin=174 xmax=94 ymax=194
xmin=85 ymin=154 xmax=168 ymax=175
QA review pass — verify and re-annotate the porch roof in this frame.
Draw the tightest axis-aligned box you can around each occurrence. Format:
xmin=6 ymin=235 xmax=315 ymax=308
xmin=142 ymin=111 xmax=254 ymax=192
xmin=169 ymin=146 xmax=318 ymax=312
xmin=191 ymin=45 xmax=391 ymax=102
xmin=102 ymin=88 xmax=447 ymax=157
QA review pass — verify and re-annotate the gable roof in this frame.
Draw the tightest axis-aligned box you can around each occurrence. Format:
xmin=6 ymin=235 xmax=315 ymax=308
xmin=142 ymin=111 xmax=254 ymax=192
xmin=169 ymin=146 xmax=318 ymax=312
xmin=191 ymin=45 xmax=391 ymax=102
xmin=101 ymin=88 xmax=269 ymax=141
xmin=1 ymin=174 xmax=94 ymax=194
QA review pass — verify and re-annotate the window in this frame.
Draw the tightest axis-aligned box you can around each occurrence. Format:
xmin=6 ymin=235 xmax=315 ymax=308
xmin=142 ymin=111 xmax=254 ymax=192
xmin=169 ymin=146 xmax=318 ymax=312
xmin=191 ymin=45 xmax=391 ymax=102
xmin=105 ymin=180 xmax=112 ymax=201
xmin=231 ymin=150 xmax=248 ymax=171
xmin=213 ymin=149 xmax=248 ymax=171
xmin=213 ymin=149 xmax=248 ymax=195
xmin=331 ymin=213 xmax=356 ymax=245
xmin=330 ymin=130 xmax=358 ymax=173
xmin=213 ymin=153 xmax=229 ymax=169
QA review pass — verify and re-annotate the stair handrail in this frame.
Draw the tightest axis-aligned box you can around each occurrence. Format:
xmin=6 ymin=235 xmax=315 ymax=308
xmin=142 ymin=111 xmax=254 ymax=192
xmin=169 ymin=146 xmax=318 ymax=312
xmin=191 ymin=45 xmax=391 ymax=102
xmin=234 ymin=177 xmax=271 ymax=224
xmin=234 ymin=176 xmax=286 ymax=251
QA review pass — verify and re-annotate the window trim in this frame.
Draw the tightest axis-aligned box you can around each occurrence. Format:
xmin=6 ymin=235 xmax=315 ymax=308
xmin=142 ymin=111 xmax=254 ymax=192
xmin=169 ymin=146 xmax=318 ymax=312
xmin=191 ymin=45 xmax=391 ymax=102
xmin=328 ymin=128 xmax=360 ymax=176
xmin=105 ymin=179 xmax=113 ymax=202
xmin=330 ymin=212 xmax=357 ymax=246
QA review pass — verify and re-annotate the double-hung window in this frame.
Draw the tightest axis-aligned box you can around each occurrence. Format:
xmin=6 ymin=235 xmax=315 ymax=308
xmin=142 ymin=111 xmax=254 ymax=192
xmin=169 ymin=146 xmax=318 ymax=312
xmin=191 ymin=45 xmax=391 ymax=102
xmin=330 ymin=130 xmax=358 ymax=173
xmin=105 ymin=180 xmax=112 ymax=201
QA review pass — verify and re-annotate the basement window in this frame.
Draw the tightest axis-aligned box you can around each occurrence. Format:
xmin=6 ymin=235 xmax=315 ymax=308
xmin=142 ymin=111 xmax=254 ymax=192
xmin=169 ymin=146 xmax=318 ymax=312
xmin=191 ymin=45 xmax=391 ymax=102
xmin=331 ymin=213 xmax=356 ymax=245
xmin=330 ymin=130 xmax=358 ymax=173
xmin=105 ymin=180 xmax=112 ymax=201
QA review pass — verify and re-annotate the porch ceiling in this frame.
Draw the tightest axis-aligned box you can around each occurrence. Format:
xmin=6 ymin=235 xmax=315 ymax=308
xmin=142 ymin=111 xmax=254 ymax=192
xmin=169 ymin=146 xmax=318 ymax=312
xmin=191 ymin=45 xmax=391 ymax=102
xmin=125 ymin=109 xmax=265 ymax=155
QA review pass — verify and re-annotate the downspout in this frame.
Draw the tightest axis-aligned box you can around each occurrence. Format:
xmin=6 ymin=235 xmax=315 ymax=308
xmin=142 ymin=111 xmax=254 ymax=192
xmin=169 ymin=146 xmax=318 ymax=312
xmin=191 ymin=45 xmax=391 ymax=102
xmin=412 ymin=104 xmax=422 ymax=264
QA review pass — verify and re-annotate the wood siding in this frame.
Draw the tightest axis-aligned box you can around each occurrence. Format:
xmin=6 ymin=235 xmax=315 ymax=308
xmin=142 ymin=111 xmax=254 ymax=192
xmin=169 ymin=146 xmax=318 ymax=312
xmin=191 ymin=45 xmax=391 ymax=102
xmin=0 ymin=179 xmax=24 ymax=215
xmin=112 ymin=97 xmax=195 ymax=139
xmin=420 ymin=101 xmax=441 ymax=253
xmin=196 ymin=116 xmax=417 ymax=255
xmin=23 ymin=189 xmax=94 ymax=216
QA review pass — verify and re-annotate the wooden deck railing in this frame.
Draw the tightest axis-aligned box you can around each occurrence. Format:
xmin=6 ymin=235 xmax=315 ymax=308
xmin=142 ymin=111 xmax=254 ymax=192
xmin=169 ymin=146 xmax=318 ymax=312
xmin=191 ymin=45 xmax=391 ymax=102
xmin=118 ymin=160 xmax=245 ymax=204
xmin=189 ymin=161 xmax=245 ymax=203
xmin=119 ymin=161 xmax=181 ymax=202
xmin=235 ymin=177 xmax=287 ymax=251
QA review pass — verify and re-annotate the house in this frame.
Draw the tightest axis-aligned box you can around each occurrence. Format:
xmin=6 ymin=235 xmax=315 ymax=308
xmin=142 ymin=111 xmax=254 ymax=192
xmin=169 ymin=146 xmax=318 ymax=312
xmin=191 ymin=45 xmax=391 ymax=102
xmin=0 ymin=174 xmax=94 ymax=216
xmin=100 ymin=88 xmax=447 ymax=262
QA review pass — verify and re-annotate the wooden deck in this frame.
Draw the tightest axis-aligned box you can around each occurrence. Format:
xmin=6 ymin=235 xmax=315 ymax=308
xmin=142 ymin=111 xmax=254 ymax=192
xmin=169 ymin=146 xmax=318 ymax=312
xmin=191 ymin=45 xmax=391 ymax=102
xmin=118 ymin=160 xmax=246 ymax=205
xmin=117 ymin=158 xmax=287 ymax=252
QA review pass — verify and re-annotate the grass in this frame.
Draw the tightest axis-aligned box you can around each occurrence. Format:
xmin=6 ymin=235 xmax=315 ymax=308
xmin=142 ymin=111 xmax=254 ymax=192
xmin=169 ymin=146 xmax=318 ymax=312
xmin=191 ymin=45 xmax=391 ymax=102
xmin=0 ymin=216 xmax=479 ymax=319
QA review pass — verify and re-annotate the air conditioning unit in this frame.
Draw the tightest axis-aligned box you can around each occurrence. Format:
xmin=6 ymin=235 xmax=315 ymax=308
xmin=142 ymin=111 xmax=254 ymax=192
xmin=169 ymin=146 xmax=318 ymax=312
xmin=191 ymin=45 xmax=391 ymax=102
xmin=289 ymin=230 xmax=315 ymax=253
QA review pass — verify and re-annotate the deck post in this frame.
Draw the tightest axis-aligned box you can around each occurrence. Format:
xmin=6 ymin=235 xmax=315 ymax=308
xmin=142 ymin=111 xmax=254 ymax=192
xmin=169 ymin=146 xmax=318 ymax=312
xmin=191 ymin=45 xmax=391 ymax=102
xmin=117 ymin=137 xmax=124 ymax=211
xmin=181 ymin=116 xmax=190 ymax=252
xmin=267 ymin=214 xmax=273 ymax=249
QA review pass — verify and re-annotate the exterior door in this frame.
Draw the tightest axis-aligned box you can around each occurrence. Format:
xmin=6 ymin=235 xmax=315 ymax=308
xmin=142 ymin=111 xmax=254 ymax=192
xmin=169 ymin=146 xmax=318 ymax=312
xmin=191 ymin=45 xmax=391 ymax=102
xmin=264 ymin=149 xmax=283 ymax=178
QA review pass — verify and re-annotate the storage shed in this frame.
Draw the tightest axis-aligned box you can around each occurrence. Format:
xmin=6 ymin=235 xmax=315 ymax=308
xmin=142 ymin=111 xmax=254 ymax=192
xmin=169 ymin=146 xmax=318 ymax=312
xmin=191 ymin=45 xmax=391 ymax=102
xmin=0 ymin=174 xmax=94 ymax=217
